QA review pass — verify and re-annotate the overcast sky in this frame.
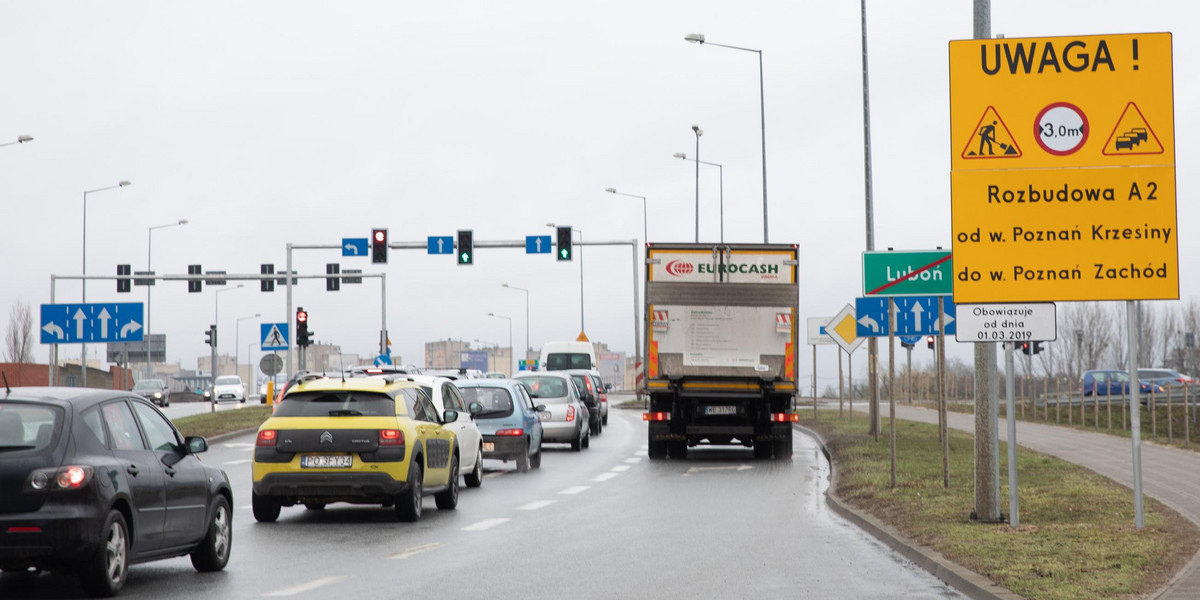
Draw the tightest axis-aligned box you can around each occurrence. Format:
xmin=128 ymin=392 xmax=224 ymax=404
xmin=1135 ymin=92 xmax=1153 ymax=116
xmin=2 ymin=1 xmax=1196 ymax=389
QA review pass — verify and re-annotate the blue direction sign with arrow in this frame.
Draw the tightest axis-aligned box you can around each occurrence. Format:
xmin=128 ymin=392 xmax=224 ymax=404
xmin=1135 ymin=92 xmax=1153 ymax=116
xmin=427 ymin=236 xmax=454 ymax=255
xmin=526 ymin=235 xmax=552 ymax=254
xmin=261 ymin=323 xmax=290 ymax=351
xmin=342 ymin=238 xmax=368 ymax=257
xmin=40 ymin=303 xmax=144 ymax=344
xmin=856 ymin=296 xmax=957 ymax=337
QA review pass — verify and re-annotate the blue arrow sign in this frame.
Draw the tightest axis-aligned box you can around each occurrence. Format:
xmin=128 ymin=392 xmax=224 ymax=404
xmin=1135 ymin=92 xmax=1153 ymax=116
xmin=342 ymin=237 xmax=369 ymax=257
xmin=261 ymin=323 xmax=290 ymax=351
xmin=856 ymin=296 xmax=956 ymax=337
xmin=427 ymin=236 xmax=454 ymax=255
xmin=526 ymin=235 xmax=552 ymax=254
xmin=899 ymin=335 xmax=923 ymax=346
xmin=40 ymin=303 xmax=144 ymax=344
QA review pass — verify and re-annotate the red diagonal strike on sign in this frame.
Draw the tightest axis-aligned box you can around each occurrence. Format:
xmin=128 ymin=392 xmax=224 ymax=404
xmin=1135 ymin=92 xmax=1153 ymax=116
xmin=867 ymin=254 xmax=952 ymax=296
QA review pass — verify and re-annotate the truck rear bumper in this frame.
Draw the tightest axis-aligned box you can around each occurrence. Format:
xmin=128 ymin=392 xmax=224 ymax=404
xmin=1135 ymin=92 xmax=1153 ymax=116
xmin=648 ymin=422 xmax=791 ymax=442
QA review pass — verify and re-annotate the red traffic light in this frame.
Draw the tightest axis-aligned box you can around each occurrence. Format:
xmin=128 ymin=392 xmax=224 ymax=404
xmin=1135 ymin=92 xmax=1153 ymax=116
xmin=374 ymin=230 xmax=386 ymax=243
xmin=297 ymin=310 xmax=308 ymax=324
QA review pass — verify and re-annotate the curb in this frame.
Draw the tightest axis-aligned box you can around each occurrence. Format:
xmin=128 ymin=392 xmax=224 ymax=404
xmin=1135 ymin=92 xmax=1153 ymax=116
xmin=203 ymin=428 xmax=259 ymax=445
xmin=795 ymin=424 xmax=1024 ymax=600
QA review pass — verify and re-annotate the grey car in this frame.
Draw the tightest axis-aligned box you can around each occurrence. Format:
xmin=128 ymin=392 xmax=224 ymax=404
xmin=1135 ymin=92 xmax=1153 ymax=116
xmin=131 ymin=379 xmax=170 ymax=407
xmin=513 ymin=372 xmax=589 ymax=451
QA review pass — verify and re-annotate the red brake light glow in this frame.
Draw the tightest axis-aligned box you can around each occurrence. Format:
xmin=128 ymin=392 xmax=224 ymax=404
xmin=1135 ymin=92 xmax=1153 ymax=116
xmin=256 ymin=429 xmax=278 ymax=446
xmin=7 ymin=526 xmax=41 ymax=533
xmin=379 ymin=429 xmax=404 ymax=445
xmin=771 ymin=413 xmax=800 ymax=423
xmin=494 ymin=428 xmax=524 ymax=437
xmin=643 ymin=412 xmax=670 ymax=421
xmin=566 ymin=406 xmax=575 ymax=422
xmin=58 ymin=466 xmax=88 ymax=488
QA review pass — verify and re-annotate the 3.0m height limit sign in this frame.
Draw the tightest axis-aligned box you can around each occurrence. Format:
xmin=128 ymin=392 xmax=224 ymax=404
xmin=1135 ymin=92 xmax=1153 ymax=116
xmin=948 ymin=33 xmax=1178 ymax=303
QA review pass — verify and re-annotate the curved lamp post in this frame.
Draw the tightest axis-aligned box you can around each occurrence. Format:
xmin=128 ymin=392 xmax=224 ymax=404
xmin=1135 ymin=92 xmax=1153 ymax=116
xmin=81 ymin=180 xmax=132 ymax=387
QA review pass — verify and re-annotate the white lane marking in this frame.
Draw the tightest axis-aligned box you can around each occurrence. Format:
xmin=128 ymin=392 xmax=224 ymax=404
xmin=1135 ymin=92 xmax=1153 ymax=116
xmin=223 ymin=459 xmax=252 ymax=466
xmin=484 ymin=471 xmax=505 ymax=479
xmin=611 ymin=465 xmax=631 ymax=472
xmin=241 ymin=504 xmax=253 ymax=511
xmin=462 ymin=518 xmax=510 ymax=531
xmin=389 ymin=542 xmax=443 ymax=559
xmin=518 ymin=500 xmax=555 ymax=511
xmin=624 ymin=457 xmax=642 ymax=464
xmin=223 ymin=442 xmax=256 ymax=449
xmin=558 ymin=486 xmax=589 ymax=495
xmin=264 ymin=575 xmax=348 ymax=596
xmin=682 ymin=464 xmax=754 ymax=476
xmin=593 ymin=472 xmax=618 ymax=482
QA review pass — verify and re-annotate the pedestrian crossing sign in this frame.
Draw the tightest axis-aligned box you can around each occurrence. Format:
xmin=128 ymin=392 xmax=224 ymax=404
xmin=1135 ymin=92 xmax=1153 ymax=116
xmin=961 ymin=106 xmax=1021 ymax=159
xmin=261 ymin=323 xmax=290 ymax=351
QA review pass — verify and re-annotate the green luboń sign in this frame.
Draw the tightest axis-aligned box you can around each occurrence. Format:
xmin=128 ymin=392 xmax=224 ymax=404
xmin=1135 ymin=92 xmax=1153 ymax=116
xmin=862 ymin=250 xmax=953 ymax=297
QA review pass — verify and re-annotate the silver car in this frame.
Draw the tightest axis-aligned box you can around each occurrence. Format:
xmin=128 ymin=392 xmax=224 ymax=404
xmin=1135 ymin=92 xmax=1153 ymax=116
xmin=514 ymin=372 xmax=589 ymax=451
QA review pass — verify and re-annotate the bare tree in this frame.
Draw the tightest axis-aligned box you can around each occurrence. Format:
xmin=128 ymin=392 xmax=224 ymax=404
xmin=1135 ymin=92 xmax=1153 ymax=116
xmin=5 ymin=301 xmax=35 ymax=363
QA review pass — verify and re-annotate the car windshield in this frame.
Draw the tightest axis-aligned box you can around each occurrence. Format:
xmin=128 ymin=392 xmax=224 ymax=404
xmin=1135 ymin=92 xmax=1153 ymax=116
xmin=133 ymin=380 xmax=163 ymax=390
xmin=273 ymin=391 xmax=396 ymax=417
xmin=0 ymin=402 xmax=63 ymax=452
xmin=459 ymin=387 xmax=514 ymax=415
xmin=517 ymin=376 xmax=568 ymax=399
xmin=215 ymin=376 xmax=241 ymax=386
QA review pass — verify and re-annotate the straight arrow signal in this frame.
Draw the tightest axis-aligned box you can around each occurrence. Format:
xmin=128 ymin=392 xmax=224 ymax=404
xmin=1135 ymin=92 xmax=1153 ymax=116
xmin=73 ymin=308 xmax=87 ymax=340
xmin=857 ymin=315 xmax=880 ymax=333
xmin=439 ymin=238 xmax=446 ymax=253
xmin=536 ymin=238 xmax=543 ymax=252
xmin=96 ymin=308 xmax=112 ymax=339
xmin=910 ymin=301 xmax=924 ymax=332
xmin=560 ymin=248 xmax=568 ymax=259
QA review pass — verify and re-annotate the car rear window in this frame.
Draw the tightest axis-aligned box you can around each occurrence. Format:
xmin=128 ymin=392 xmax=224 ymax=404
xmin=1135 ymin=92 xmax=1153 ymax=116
xmin=273 ymin=391 xmax=397 ymax=417
xmin=0 ymin=402 xmax=64 ymax=453
xmin=517 ymin=377 xmax=568 ymax=398
xmin=546 ymin=353 xmax=591 ymax=370
xmin=460 ymin=387 xmax=514 ymax=416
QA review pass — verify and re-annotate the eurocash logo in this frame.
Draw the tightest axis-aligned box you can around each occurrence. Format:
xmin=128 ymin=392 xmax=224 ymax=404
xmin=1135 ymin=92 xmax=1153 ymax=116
xmin=665 ymin=260 xmax=694 ymax=276
xmin=697 ymin=263 xmax=780 ymax=276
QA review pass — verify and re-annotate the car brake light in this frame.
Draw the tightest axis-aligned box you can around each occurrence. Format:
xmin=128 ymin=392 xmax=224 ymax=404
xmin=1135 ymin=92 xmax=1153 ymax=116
xmin=6 ymin=526 xmax=41 ymax=533
xmin=771 ymin=412 xmax=800 ymax=423
xmin=495 ymin=428 xmax=524 ymax=436
xmin=566 ymin=406 xmax=575 ymax=422
xmin=643 ymin=412 xmax=670 ymax=421
xmin=257 ymin=429 xmax=278 ymax=447
xmin=27 ymin=465 xmax=93 ymax=491
xmin=58 ymin=466 xmax=88 ymax=488
xmin=379 ymin=429 xmax=404 ymax=445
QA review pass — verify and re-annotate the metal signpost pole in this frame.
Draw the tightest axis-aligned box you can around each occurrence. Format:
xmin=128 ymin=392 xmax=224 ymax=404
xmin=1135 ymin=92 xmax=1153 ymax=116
xmin=1128 ymin=301 xmax=1145 ymax=528
xmin=1005 ymin=342 xmax=1019 ymax=527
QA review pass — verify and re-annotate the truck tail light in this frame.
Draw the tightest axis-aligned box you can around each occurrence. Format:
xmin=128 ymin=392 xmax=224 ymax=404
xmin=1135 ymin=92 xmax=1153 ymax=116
xmin=256 ymin=429 xmax=278 ymax=447
xmin=643 ymin=412 xmax=670 ymax=422
xmin=771 ymin=413 xmax=799 ymax=423
xmin=495 ymin=428 xmax=524 ymax=436
xmin=379 ymin=429 xmax=404 ymax=446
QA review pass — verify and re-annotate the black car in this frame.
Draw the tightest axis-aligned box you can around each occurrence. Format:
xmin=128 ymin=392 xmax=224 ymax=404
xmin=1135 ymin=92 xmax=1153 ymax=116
xmin=0 ymin=387 xmax=233 ymax=597
xmin=566 ymin=372 xmax=603 ymax=436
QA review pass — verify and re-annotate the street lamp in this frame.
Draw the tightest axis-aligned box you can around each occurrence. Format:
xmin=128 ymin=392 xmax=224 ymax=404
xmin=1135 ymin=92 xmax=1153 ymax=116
xmin=604 ymin=188 xmax=648 ymax=244
xmin=81 ymin=180 xmax=131 ymax=387
xmin=488 ymin=313 xmax=514 ymax=376
xmin=691 ymin=125 xmax=702 ymax=243
xmin=213 ymin=285 xmax=245 ymax=375
xmin=145 ymin=219 xmax=188 ymax=377
xmin=235 ymin=313 xmax=261 ymax=385
xmin=685 ymin=33 xmax=768 ymax=242
xmin=0 ymin=135 xmax=33 ymax=148
xmin=502 ymin=283 xmax=530 ymax=368
xmin=674 ymin=154 xmax=724 ymax=242
xmin=547 ymin=223 xmax=585 ymax=334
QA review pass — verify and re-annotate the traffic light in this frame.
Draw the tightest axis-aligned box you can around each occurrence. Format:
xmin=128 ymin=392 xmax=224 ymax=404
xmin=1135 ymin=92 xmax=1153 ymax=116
xmin=1020 ymin=342 xmax=1032 ymax=355
xmin=371 ymin=228 xmax=388 ymax=264
xmin=296 ymin=308 xmax=311 ymax=347
xmin=926 ymin=335 xmax=935 ymax=350
xmin=1033 ymin=341 xmax=1044 ymax=355
xmin=204 ymin=325 xmax=216 ymax=348
xmin=188 ymin=265 xmax=202 ymax=293
xmin=556 ymin=226 xmax=573 ymax=261
xmin=261 ymin=264 xmax=275 ymax=292
xmin=457 ymin=230 xmax=474 ymax=265
xmin=117 ymin=264 xmax=131 ymax=293
xmin=326 ymin=263 xmax=341 ymax=291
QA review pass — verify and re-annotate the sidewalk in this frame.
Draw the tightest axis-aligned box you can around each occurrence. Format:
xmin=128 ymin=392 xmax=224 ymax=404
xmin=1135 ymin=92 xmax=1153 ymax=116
xmin=887 ymin=403 xmax=1200 ymax=600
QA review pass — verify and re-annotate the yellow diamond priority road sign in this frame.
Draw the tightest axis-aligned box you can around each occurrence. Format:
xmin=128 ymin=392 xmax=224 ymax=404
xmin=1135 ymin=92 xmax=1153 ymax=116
xmin=949 ymin=32 xmax=1177 ymax=303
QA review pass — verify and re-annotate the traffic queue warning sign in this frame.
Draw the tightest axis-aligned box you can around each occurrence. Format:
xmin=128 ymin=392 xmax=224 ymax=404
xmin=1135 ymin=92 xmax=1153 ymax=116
xmin=949 ymin=32 xmax=1177 ymax=303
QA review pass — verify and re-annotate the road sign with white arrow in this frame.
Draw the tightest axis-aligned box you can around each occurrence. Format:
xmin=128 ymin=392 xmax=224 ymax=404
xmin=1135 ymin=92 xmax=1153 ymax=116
xmin=856 ymin=296 xmax=956 ymax=337
xmin=525 ymin=235 xmax=552 ymax=254
xmin=40 ymin=303 xmax=144 ymax=344
xmin=342 ymin=238 xmax=368 ymax=257
xmin=427 ymin=236 xmax=454 ymax=255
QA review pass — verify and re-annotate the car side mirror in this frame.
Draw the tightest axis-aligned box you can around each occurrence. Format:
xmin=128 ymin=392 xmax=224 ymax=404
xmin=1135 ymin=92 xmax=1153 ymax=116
xmin=468 ymin=402 xmax=484 ymax=416
xmin=443 ymin=409 xmax=460 ymax=424
xmin=185 ymin=436 xmax=208 ymax=454
xmin=535 ymin=404 xmax=547 ymax=412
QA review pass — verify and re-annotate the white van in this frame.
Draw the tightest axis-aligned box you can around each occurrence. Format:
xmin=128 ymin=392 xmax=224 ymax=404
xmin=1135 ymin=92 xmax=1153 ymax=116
xmin=540 ymin=341 xmax=597 ymax=371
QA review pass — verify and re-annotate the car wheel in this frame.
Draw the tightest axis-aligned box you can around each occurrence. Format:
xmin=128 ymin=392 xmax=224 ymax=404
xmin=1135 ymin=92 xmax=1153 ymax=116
xmin=190 ymin=495 xmax=232 ymax=572
xmin=304 ymin=503 xmax=326 ymax=510
xmin=252 ymin=492 xmax=281 ymax=523
xmin=530 ymin=443 xmax=542 ymax=469
xmin=434 ymin=454 xmax=460 ymax=510
xmin=395 ymin=459 xmax=423 ymax=522
xmin=582 ymin=428 xmax=591 ymax=449
xmin=570 ymin=427 xmax=583 ymax=452
xmin=465 ymin=446 xmax=484 ymax=488
xmin=163 ymin=398 xmax=170 ymax=407
xmin=602 ymin=413 xmax=608 ymax=426
xmin=240 ymin=398 xmax=246 ymax=404
xmin=78 ymin=509 xmax=129 ymax=597
xmin=517 ymin=441 xmax=531 ymax=473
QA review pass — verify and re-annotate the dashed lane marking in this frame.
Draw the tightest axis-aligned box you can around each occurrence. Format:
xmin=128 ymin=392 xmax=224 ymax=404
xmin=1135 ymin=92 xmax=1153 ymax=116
xmin=593 ymin=473 xmax=618 ymax=482
xmin=624 ymin=457 xmax=642 ymax=464
xmin=462 ymin=518 xmax=510 ymax=531
xmin=518 ymin=500 xmax=555 ymax=511
xmin=611 ymin=465 xmax=631 ymax=472
xmin=263 ymin=575 xmax=348 ymax=596
xmin=388 ymin=542 xmax=444 ymax=559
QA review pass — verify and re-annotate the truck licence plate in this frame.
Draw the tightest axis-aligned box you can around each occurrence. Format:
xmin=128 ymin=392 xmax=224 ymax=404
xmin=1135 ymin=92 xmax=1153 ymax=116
xmin=301 ymin=455 xmax=352 ymax=468
xmin=704 ymin=405 xmax=739 ymax=416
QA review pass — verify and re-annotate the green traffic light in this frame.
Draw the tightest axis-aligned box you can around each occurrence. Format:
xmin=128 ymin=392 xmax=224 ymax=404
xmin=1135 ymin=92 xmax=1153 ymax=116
xmin=560 ymin=248 xmax=569 ymax=259
xmin=460 ymin=252 xmax=471 ymax=264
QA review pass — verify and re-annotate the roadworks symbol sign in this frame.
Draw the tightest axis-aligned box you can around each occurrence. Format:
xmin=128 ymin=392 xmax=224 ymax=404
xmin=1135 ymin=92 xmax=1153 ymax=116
xmin=961 ymin=106 xmax=1021 ymax=159
xmin=1103 ymin=102 xmax=1164 ymax=155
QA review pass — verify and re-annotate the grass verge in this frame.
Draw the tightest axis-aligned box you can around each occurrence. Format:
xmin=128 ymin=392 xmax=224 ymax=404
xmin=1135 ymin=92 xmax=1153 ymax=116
xmin=174 ymin=405 xmax=272 ymax=439
xmin=805 ymin=410 xmax=1199 ymax=600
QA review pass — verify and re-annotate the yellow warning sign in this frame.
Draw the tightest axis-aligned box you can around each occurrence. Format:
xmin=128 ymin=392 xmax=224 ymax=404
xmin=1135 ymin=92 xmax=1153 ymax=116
xmin=961 ymin=106 xmax=1022 ymax=159
xmin=1103 ymin=102 xmax=1164 ymax=155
